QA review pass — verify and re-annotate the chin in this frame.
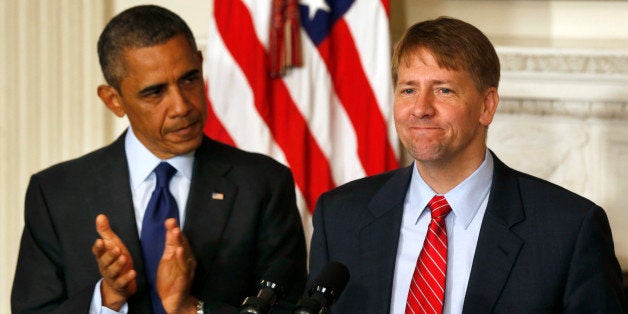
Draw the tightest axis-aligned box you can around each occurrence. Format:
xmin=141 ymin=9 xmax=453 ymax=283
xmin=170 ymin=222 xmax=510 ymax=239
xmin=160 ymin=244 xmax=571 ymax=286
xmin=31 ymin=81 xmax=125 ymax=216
xmin=407 ymin=145 xmax=446 ymax=162
xmin=402 ymin=137 xmax=441 ymax=157
xmin=171 ymin=136 xmax=203 ymax=155
xmin=186 ymin=135 xmax=204 ymax=149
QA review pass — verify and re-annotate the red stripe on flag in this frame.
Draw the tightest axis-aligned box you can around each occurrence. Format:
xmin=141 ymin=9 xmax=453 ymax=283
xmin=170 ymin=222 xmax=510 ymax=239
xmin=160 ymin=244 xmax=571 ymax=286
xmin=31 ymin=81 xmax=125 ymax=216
xmin=381 ymin=0 xmax=390 ymax=17
xmin=214 ymin=0 xmax=335 ymax=211
xmin=203 ymin=85 xmax=236 ymax=146
xmin=318 ymin=19 xmax=399 ymax=175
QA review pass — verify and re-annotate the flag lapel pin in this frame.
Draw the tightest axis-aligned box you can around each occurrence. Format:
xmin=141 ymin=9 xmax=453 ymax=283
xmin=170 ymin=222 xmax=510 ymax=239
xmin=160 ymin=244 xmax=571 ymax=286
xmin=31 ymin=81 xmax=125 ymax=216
xmin=212 ymin=192 xmax=224 ymax=200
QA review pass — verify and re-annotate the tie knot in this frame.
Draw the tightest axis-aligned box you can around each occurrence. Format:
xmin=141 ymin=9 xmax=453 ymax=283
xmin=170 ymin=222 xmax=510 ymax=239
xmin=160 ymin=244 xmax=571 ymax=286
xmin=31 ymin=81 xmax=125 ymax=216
xmin=154 ymin=162 xmax=176 ymax=188
xmin=427 ymin=195 xmax=451 ymax=219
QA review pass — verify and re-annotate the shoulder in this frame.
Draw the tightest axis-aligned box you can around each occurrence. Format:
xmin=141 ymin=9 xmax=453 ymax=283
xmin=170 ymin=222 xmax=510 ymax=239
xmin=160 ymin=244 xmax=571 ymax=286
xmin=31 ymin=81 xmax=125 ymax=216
xmin=324 ymin=168 xmax=407 ymax=199
xmin=31 ymin=137 xmax=123 ymax=185
xmin=207 ymin=139 xmax=287 ymax=169
xmin=492 ymin=153 xmax=597 ymax=214
xmin=197 ymin=137 xmax=293 ymax=184
xmin=497 ymin=159 xmax=598 ymax=216
xmin=516 ymin=170 xmax=595 ymax=208
xmin=489 ymin=154 xmax=604 ymax=244
xmin=315 ymin=166 xmax=411 ymax=216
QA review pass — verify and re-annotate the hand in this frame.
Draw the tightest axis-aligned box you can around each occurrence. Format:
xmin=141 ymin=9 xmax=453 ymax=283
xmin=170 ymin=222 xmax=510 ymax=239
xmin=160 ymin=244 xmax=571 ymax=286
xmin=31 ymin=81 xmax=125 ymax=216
xmin=92 ymin=214 xmax=137 ymax=310
xmin=157 ymin=218 xmax=198 ymax=314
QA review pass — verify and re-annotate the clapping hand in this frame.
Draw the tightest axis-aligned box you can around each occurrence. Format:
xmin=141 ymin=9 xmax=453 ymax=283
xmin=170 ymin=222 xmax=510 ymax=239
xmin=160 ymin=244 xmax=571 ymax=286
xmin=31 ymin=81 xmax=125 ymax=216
xmin=157 ymin=218 xmax=199 ymax=314
xmin=92 ymin=214 xmax=137 ymax=310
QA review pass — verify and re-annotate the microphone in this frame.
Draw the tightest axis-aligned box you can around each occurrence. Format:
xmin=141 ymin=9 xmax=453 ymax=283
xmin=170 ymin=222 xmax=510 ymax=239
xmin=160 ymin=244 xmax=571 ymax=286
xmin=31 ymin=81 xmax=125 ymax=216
xmin=292 ymin=261 xmax=350 ymax=314
xmin=240 ymin=259 xmax=295 ymax=314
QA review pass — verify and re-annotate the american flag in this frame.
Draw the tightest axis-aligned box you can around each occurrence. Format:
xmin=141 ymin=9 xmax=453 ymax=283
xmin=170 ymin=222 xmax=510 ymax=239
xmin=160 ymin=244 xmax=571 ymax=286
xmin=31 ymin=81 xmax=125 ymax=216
xmin=203 ymin=0 xmax=399 ymax=234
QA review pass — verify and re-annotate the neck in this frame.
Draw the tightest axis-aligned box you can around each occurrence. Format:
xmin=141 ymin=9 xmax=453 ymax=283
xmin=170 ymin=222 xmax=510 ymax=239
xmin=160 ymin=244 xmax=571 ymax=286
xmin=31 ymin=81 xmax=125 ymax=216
xmin=416 ymin=148 xmax=487 ymax=194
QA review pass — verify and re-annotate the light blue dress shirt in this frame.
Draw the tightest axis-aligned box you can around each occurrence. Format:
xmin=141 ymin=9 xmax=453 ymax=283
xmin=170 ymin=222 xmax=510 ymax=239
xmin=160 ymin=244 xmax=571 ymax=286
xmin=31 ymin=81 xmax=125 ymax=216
xmin=390 ymin=150 xmax=494 ymax=314
xmin=89 ymin=128 xmax=195 ymax=314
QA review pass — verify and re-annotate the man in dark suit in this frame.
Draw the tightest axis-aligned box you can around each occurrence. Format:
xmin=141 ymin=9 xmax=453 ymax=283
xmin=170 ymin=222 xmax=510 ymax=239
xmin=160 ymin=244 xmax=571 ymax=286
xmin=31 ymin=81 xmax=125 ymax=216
xmin=12 ymin=5 xmax=306 ymax=314
xmin=308 ymin=17 xmax=626 ymax=313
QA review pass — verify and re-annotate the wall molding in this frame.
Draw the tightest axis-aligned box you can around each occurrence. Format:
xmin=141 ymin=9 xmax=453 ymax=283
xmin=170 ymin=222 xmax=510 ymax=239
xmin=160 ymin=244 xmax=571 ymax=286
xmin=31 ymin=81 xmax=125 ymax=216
xmin=498 ymin=98 xmax=628 ymax=119
xmin=498 ymin=46 xmax=628 ymax=78
xmin=496 ymin=46 xmax=628 ymax=113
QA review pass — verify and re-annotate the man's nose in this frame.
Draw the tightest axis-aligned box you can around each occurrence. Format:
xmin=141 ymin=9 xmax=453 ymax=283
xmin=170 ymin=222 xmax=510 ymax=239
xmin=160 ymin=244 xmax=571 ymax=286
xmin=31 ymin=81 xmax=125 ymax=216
xmin=411 ymin=90 xmax=436 ymax=118
xmin=169 ymin=88 xmax=192 ymax=116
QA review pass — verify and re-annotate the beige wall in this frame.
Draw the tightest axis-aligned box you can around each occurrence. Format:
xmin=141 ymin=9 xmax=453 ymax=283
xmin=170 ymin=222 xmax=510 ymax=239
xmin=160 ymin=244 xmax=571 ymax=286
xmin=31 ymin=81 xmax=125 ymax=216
xmin=395 ymin=2 xmax=628 ymax=267
xmin=391 ymin=0 xmax=628 ymax=48
xmin=2 ymin=1 xmax=627 ymax=312
xmin=1 ymin=2 xmax=113 ymax=312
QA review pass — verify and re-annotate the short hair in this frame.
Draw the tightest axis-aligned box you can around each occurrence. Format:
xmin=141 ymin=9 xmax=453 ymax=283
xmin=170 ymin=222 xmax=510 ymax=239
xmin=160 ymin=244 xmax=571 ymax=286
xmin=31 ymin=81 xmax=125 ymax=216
xmin=391 ymin=17 xmax=500 ymax=92
xmin=97 ymin=5 xmax=198 ymax=89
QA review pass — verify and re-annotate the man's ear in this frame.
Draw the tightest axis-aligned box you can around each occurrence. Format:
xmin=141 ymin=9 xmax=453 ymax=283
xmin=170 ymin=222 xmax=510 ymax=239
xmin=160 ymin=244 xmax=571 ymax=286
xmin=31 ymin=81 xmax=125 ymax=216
xmin=197 ymin=50 xmax=203 ymax=63
xmin=97 ymin=85 xmax=126 ymax=118
xmin=479 ymin=87 xmax=499 ymax=127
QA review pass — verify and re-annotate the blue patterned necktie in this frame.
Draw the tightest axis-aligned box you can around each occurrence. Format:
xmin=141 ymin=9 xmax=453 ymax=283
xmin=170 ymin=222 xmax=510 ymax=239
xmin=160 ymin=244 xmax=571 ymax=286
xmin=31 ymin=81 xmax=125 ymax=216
xmin=141 ymin=162 xmax=179 ymax=314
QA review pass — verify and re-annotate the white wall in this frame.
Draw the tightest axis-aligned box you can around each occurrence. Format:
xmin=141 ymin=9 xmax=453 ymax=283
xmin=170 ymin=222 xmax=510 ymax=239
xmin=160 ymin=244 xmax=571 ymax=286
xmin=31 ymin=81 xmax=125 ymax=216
xmin=2 ymin=1 xmax=627 ymax=312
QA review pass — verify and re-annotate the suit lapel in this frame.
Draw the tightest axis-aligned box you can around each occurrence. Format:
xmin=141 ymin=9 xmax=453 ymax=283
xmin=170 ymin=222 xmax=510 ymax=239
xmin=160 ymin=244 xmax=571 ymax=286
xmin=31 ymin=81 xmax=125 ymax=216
xmin=463 ymin=154 xmax=525 ymax=313
xmin=83 ymin=133 xmax=149 ymax=292
xmin=358 ymin=166 xmax=412 ymax=312
xmin=183 ymin=137 xmax=237 ymax=288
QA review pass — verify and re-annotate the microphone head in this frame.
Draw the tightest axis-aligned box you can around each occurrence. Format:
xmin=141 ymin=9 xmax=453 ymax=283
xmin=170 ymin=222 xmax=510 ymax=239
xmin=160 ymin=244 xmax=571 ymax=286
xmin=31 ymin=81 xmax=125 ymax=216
xmin=258 ymin=258 xmax=296 ymax=298
xmin=309 ymin=261 xmax=350 ymax=306
xmin=240 ymin=259 xmax=296 ymax=314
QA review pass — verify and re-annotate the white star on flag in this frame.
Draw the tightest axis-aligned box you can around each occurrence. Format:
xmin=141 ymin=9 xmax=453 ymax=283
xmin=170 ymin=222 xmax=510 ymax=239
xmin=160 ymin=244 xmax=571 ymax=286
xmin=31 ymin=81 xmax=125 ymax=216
xmin=300 ymin=0 xmax=331 ymax=21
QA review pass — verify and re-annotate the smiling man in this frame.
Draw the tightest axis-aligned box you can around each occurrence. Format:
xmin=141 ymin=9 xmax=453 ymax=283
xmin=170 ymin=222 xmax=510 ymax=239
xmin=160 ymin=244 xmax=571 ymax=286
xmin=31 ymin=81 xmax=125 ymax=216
xmin=12 ymin=5 xmax=306 ymax=314
xmin=308 ymin=17 xmax=626 ymax=313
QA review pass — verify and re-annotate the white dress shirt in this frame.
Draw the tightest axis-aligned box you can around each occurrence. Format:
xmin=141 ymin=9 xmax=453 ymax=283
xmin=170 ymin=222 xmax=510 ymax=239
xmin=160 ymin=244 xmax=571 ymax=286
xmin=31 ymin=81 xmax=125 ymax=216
xmin=90 ymin=127 xmax=195 ymax=314
xmin=390 ymin=150 xmax=494 ymax=314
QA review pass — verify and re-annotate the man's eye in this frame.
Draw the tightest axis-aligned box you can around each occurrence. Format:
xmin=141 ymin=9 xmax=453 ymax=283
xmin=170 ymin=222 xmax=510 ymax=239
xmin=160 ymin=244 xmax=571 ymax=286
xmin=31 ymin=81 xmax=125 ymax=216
xmin=439 ymin=88 xmax=452 ymax=94
xmin=141 ymin=87 xmax=163 ymax=97
xmin=401 ymin=89 xmax=414 ymax=95
xmin=181 ymin=73 xmax=201 ymax=86
xmin=183 ymin=76 xmax=198 ymax=84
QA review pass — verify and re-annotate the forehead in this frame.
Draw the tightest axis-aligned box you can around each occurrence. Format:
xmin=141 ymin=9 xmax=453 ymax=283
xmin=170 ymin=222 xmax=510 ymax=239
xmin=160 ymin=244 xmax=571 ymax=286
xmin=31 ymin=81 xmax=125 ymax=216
xmin=397 ymin=49 xmax=462 ymax=80
xmin=120 ymin=35 xmax=199 ymax=77
xmin=404 ymin=48 xmax=437 ymax=67
xmin=401 ymin=45 xmax=466 ymax=72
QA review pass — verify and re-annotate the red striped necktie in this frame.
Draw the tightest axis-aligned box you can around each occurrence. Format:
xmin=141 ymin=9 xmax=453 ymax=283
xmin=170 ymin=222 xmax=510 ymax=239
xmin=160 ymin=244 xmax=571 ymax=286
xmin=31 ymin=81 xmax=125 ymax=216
xmin=406 ymin=195 xmax=452 ymax=314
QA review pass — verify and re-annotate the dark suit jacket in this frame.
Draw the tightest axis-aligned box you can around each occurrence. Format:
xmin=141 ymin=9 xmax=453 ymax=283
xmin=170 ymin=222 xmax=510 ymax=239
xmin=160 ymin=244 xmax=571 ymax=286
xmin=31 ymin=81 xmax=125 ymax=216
xmin=309 ymin=153 xmax=626 ymax=313
xmin=12 ymin=133 xmax=307 ymax=313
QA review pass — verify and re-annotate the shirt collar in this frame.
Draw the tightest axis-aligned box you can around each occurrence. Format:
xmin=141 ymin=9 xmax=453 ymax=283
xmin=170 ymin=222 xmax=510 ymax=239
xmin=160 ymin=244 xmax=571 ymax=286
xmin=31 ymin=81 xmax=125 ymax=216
xmin=409 ymin=149 xmax=494 ymax=229
xmin=125 ymin=127 xmax=195 ymax=189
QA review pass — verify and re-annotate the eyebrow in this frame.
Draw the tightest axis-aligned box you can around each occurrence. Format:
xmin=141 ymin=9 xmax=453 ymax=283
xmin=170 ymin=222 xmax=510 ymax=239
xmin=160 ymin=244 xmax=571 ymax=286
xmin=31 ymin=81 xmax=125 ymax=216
xmin=397 ymin=79 xmax=454 ymax=86
xmin=137 ymin=69 xmax=201 ymax=96
xmin=138 ymin=83 xmax=166 ymax=97
xmin=180 ymin=69 xmax=201 ymax=81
